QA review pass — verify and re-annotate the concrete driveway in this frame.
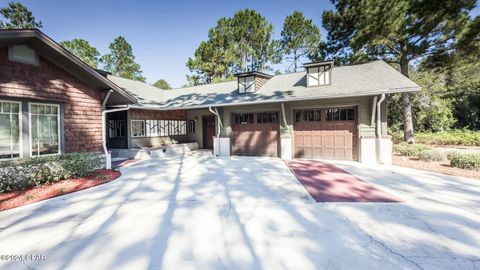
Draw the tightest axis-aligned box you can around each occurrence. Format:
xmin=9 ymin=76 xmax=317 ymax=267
xmin=1 ymin=152 xmax=480 ymax=270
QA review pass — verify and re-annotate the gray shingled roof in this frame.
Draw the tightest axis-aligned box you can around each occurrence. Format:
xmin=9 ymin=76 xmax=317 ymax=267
xmin=107 ymin=60 xmax=420 ymax=110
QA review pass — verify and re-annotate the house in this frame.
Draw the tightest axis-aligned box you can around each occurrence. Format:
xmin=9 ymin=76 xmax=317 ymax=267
xmin=0 ymin=29 xmax=420 ymax=166
xmin=0 ymin=29 xmax=135 ymax=162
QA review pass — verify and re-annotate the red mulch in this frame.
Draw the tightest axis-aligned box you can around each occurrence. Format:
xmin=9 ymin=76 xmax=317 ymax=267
xmin=0 ymin=169 xmax=121 ymax=212
xmin=285 ymin=160 xmax=402 ymax=203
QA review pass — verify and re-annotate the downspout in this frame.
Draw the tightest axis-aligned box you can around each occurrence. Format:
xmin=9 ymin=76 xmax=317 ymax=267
xmin=280 ymin=102 xmax=288 ymax=128
xmin=209 ymin=106 xmax=223 ymax=156
xmin=102 ymin=90 xmax=130 ymax=169
xmin=376 ymin=93 xmax=386 ymax=164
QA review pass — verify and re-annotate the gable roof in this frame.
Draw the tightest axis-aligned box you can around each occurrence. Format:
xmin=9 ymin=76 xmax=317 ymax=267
xmin=0 ymin=29 xmax=136 ymax=105
xmin=109 ymin=60 xmax=420 ymax=110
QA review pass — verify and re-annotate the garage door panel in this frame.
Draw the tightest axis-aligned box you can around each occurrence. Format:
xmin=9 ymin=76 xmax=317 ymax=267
xmin=232 ymin=112 xmax=279 ymax=157
xmin=294 ymin=108 xmax=357 ymax=161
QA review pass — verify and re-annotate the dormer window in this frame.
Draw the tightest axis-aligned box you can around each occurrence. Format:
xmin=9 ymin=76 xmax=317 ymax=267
xmin=236 ymin=71 xmax=272 ymax=94
xmin=305 ymin=61 xmax=333 ymax=87
xmin=9 ymin=45 xmax=39 ymax=66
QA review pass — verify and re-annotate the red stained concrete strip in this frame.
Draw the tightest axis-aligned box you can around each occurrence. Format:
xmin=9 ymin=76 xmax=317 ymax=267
xmin=285 ymin=160 xmax=402 ymax=203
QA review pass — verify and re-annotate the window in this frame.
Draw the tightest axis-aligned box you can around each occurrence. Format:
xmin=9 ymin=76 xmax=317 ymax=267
xmin=30 ymin=103 xmax=60 ymax=157
xmin=131 ymin=120 xmax=145 ymax=137
xmin=9 ymin=45 xmax=38 ymax=66
xmin=257 ymin=112 xmax=278 ymax=124
xmin=131 ymin=119 xmax=187 ymax=137
xmin=326 ymin=108 xmax=354 ymax=121
xmin=188 ymin=120 xmax=196 ymax=134
xmin=238 ymin=76 xmax=255 ymax=93
xmin=295 ymin=110 xmax=321 ymax=122
xmin=307 ymin=64 xmax=331 ymax=87
xmin=234 ymin=113 xmax=254 ymax=124
xmin=146 ymin=120 xmax=159 ymax=137
xmin=108 ymin=120 xmax=125 ymax=138
xmin=0 ymin=101 xmax=21 ymax=159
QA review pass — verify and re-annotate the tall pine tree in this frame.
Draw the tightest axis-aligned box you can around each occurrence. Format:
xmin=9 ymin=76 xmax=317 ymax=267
xmin=0 ymin=2 xmax=42 ymax=29
xmin=280 ymin=11 xmax=323 ymax=72
xmin=323 ymin=0 xmax=479 ymax=143
xmin=102 ymin=36 xmax=145 ymax=82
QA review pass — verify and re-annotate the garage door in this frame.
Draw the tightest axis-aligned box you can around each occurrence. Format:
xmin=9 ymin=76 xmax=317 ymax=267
xmin=294 ymin=107 xmax=357 ymax=160
xmin=232 ymin=112 xmax=279 ymax=157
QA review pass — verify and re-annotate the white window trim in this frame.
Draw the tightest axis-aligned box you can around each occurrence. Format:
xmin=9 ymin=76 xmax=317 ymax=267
xmin=0 ymin=100 xmax=22 ymax=160
xmin=28 ymin=102 xmax=61 ymax=158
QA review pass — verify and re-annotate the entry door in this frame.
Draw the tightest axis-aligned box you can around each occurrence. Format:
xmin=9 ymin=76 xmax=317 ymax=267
xmin=203 ymin=116 xmax=216 ymax=149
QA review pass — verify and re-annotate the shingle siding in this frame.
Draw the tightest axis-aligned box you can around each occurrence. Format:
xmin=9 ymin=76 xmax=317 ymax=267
xmin=0 ymin=47 xmax=103 ymax=153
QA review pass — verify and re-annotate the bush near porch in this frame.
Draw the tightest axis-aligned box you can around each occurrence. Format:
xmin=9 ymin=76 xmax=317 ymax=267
xmin=0 ymin=153 xmax=104 ymax=193
xmin=391 ymin=130 xmax=480 ymax=146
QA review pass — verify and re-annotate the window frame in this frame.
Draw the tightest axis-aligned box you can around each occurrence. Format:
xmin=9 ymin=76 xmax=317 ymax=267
xmin=131 ymin=120 xmax=146 ymax=138
xmin=28 ymin=102 xmax=61 ymax=158
xmin=0 ymin=100 xmax=23 ymax=160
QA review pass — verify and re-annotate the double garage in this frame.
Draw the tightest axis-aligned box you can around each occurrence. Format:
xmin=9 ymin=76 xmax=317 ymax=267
xmin=230 ymin=107 xmax=358 ymax=160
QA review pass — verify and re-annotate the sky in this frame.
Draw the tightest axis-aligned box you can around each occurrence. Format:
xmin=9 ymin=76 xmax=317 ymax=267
xmin=3 ymin=0 xmax=480 ymax=88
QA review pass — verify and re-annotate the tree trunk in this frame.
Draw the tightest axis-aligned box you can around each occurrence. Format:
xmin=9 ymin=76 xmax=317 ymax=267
xmin=293 ymin=50 xmax=298 ymax=72
xmin=400 ymin=58 xmax=415 ymax=144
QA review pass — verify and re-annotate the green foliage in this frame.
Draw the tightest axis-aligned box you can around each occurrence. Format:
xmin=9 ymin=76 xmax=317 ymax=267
xmin=280 ymin=11 xmax=323 ymax=72
xmin=391 ymin=130 xmax=480 ymax=146
xmin=0 ymin=2 xmax=42 ymax=29
xmin=393 ymin=142 xmax=431 ymax=157
xmin=0 ymin=153 xmax=104 ymax=193
xmin=450 ymin=153 xmax=480 ymax=170
xmin=60 ymin=39 xmax=101 ymax=68
xmin=322 ymin=0 xmax=479 ymax=142
xmin=418 ymin=150 xmax=448 ymax=162
xmin=187 ymin=9 xmax=280 ymax=84
xmin=102 ymin=36 xmax=146 ymax=82
xmin=153 ymin=79 xmax=171 ymax=90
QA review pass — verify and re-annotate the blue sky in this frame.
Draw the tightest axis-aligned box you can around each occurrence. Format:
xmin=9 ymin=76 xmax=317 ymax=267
xmin=5 ymin=1 xmax=480 ymax=88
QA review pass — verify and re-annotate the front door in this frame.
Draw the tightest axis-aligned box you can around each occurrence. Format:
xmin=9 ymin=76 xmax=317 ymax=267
xmin=203 ymin=116 xmax=216 ymax=149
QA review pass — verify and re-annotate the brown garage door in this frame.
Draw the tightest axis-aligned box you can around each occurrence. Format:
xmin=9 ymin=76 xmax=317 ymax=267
xmin=232 ymin=112 xmax=279 ymax=157
xmin=294 ymin=107 xmax=357 ymax=160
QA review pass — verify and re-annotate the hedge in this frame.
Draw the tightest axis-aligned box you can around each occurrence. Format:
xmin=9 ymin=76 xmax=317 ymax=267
xmin=391 ymin=130 xmax=480 ymax=146
xmin=0 ymin=153 xmax=104 ymax=193
xmin=449 ymin=153 xmax=480 ymax=171
xmin=417 ymin=150 xmax=448 ymax=162
xmin=393 ymin=143 xmax=431 ymax=157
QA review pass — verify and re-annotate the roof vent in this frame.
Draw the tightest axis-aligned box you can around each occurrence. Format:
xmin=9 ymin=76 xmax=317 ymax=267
xmin=304 ymin=60 xmax=333 ymax=87
xmin=236 ymin=71 xmax=272 ymax=94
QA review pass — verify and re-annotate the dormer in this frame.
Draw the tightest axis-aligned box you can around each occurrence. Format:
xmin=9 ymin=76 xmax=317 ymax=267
xmin=304 ymin=60 xmax=333 ymax=87
xmin=236 ymin=71 xmax=272 ymax=94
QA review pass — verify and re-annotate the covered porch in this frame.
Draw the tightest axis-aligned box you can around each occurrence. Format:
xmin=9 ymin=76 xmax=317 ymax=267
xmin=106 ymin=107 xmax=218 ymax=159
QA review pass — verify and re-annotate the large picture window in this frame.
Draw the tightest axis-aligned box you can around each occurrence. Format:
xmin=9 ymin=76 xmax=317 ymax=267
xmin=29 ymin=103 xmax=60 ymax=157
xmin=0 ymin=101 xmax=21 ymax=159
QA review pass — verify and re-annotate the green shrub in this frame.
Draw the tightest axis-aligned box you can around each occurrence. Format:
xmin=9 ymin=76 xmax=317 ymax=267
xmin=0 ymin=152 xmax=104 ymax=193
xmin=390 ymin=130 xmax=480 ymax=146
xmin=418 ymin=150 xmax=448 ymax=162
xmin=450 ymin=153 xmax=480 ymax=170
xmin=393 ymin=143 xmax=431 ymax=157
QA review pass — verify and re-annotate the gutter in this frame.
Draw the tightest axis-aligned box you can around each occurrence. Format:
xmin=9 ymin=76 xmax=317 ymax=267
xmin=376 ymin=93 xmax=386 ymax=164
xmin=208 ymin=106 xmax=223 ymax=156
xmin=102 ymin=90 xmax=130 ymax=169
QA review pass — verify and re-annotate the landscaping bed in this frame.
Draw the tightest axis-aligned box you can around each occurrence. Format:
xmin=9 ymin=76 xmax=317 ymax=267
xmin=0 ymin=169 xmax=121 ymax=211
xmin=392 ymin=142 xmax=480 ymax=179
xmin=393 ymin=155 xmax=480 ymax=180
